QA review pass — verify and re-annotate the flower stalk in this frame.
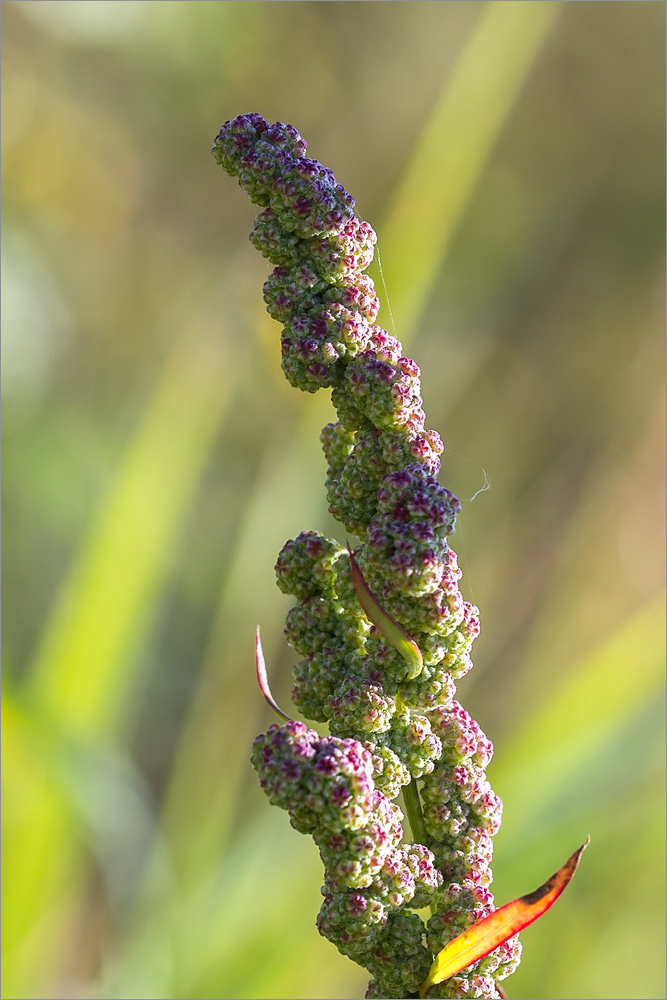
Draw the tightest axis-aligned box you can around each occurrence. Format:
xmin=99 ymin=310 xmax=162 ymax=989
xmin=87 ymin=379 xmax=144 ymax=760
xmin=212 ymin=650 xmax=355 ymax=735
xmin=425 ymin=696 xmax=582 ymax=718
xmin=402 ymin=777 xmax=429 ymax=852
xmin=212 ymin=114 xmax=582 ymax=999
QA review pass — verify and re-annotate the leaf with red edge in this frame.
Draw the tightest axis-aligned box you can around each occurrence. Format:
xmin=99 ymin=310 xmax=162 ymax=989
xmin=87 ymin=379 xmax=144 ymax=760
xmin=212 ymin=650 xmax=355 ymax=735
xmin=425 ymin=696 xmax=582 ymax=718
xmin=255 ymin=626 xmax=292 ymax=721
xmin=348 ymin=548 xmax=423 ymax=679
xmin=420 ymin=837 xmax=590 ymax=997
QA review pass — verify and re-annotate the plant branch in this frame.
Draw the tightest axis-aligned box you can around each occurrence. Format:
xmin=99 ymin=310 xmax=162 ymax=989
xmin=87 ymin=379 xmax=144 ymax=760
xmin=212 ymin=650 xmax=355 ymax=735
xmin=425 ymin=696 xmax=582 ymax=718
xmin=403 ymin=776 xmax=429 ymax=847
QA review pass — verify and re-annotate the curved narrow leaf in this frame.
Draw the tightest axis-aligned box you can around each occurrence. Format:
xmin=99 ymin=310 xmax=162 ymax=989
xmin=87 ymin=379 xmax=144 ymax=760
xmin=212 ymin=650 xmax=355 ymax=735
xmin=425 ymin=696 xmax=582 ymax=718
xmin=348 ymin=549 xmax=423 ymax=679
xmin=255 ymin=627 xmax=292 ymax=722
xmin=420 ymin=838 xmax=590 ymax=997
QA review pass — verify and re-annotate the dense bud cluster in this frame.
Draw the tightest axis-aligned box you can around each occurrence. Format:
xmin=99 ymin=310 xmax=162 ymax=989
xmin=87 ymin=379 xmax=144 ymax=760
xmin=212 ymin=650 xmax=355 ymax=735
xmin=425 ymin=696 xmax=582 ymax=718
xmin=420 ymin=703 xmax=522 ymax=994
xmin=253 ymin=721 xmax=442 ymax=994
xmin=214 ymin=114 xmax=518 ymax=999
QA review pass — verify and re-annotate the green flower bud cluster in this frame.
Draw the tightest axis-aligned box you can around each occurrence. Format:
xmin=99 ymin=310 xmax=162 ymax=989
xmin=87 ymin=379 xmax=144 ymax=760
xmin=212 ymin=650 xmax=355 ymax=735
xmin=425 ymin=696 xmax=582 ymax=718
xmin=214 ymin=114 xmax=517 ymax=999
xmin=252 ymin=719 xmax=442 ymax=996
xmin=275 ymin=530 xmax=444 ymax=784
xmin=420 ymin=703 xmax=522 ymax=996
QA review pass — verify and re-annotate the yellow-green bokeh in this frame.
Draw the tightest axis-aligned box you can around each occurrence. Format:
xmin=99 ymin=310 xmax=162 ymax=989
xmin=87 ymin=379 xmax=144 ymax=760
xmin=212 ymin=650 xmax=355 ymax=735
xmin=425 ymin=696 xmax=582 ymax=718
xmin=2 ymin=3 xmax=664 ymax=999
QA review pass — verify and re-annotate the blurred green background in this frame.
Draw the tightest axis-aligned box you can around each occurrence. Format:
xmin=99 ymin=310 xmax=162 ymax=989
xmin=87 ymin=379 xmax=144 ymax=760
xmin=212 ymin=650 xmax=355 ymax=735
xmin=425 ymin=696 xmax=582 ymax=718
xmin=2 ymin=2 xmax=665 ymax=998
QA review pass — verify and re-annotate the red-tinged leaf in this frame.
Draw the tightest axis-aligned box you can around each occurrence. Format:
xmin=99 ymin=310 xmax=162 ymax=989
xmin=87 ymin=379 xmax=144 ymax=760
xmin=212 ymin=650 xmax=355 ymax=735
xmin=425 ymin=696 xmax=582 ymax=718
xmin=420 ymin=837 xmax=590 ymax=997
xmin=255 ymin=626 xmax=292 ymax=722
xmin=348 ymin=549 xmax=423 ymax=679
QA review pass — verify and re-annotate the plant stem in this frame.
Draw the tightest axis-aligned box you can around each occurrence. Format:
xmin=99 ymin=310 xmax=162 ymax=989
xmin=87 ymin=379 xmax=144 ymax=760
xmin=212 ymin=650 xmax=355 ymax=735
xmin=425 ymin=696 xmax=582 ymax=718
xmin=403 ymin=776 xmax=429 ymax=847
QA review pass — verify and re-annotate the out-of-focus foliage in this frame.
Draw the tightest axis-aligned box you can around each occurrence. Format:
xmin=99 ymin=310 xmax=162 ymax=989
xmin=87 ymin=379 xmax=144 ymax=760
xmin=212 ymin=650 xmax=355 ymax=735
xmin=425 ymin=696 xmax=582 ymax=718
xmin=1 ymin=3 xmax=664 ymax=999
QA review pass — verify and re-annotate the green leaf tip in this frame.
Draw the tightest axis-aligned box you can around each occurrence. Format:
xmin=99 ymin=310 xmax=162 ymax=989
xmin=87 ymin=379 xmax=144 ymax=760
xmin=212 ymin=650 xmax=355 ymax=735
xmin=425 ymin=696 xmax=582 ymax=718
xmin=348 ymin=548 xmax=424 ymax=680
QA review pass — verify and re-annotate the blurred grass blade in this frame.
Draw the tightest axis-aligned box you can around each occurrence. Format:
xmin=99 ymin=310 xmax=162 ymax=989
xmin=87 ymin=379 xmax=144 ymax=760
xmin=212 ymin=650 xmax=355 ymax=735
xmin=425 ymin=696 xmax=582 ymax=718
xmin=420 ymin=838 xmax=589 ymax=997
xmin=349 ymin=549 xmax=423 ymax=679
xmin=379 ymin=0 xmax=562 ymax=342
xmin=26 ymin=327 xmax=231 ymax=737
xmin=1 ymin=693 xmax=78 ymax=999
xmin=494 ymin=593 xmax=666 ymax=842
xmin=4 ymin=328 xmax=231 ymax=997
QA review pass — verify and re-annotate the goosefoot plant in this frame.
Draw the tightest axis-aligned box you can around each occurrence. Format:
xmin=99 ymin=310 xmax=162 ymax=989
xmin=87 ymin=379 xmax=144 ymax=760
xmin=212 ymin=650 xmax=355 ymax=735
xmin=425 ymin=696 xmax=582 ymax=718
xmin=212 ymin=114 xmax=586 ymax=1000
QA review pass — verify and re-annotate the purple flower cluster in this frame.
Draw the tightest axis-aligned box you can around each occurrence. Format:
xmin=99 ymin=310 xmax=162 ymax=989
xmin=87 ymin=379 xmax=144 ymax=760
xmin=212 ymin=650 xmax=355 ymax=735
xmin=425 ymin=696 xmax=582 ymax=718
xmin=214 ymin=114 xmax=518 ymax=999
xmin=213 ymin=113 xmax=377 ymax=393
xmin=252 ymin=721 xmax=442 ymax=995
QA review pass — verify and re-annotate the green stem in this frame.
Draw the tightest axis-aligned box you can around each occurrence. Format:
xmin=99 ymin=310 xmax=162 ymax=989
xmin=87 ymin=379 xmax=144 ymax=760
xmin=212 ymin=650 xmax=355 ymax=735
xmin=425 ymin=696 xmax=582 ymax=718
xmin=403 ymin=776 xmax=429 ymax=847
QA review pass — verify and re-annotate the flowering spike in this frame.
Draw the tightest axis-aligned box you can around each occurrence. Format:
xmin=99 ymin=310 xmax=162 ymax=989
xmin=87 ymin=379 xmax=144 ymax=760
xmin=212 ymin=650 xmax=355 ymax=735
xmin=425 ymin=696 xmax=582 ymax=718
xmin=348 ymin=548 xmax=424 ymax=680
xmin=420 ymin=838 xmax=590 ymax=997
xmin=216 ymin=114 xmax=585 ymax=1000
xmin=255 ymin=626 xmax=292 ymax=722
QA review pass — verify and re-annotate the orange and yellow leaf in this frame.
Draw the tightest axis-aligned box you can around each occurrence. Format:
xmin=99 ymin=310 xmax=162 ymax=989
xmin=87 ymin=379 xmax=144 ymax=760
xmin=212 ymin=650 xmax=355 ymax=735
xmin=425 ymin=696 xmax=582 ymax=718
xmin=420 ymin=837 xmax=590 ymax=997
